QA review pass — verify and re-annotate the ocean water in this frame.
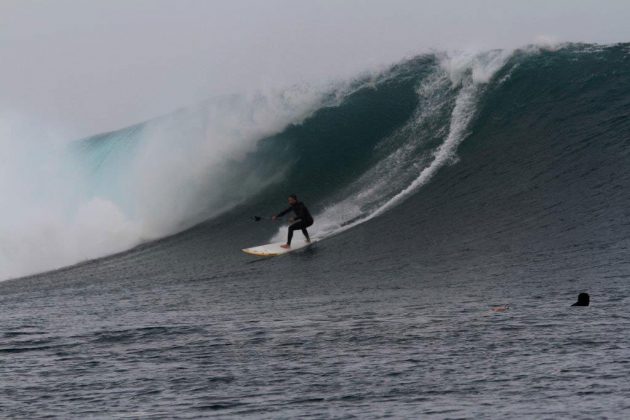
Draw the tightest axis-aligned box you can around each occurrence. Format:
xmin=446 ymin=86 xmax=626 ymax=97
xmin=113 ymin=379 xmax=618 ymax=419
xmin=2 ymin=44 xmax=630 ymax=418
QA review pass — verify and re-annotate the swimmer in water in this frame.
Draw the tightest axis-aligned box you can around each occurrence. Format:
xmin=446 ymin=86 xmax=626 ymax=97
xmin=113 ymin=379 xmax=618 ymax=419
xmin=571 ymin=293 xmax=590 ymax=306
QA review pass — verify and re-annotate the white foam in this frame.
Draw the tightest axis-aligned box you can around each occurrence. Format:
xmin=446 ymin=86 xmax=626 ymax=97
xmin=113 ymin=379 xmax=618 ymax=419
xmin=0 ymin=86 xmax=332 ymax=281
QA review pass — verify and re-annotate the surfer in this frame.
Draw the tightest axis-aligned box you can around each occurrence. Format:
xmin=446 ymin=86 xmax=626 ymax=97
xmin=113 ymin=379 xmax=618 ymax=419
xmin=272 ymin=194 xmax=314 ymax=249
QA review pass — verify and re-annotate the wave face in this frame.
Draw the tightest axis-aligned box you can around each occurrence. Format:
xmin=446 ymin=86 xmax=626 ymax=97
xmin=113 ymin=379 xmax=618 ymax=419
xmin=2 ymin=43 xmax=630 ymax=280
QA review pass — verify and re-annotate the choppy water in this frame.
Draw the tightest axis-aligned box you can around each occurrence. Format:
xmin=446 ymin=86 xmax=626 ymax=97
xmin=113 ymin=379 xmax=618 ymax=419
xmin=2 ymin=244 xmax=630 ymax=418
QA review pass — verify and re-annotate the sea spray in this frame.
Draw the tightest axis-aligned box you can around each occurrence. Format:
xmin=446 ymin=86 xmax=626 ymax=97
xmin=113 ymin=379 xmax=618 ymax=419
xmin=0 ymin=87 xmax=332 ymax=280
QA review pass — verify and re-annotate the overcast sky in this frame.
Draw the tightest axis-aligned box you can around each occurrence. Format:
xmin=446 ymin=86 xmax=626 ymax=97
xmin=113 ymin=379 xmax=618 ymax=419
xmin=2 ymin=0 xmax=630 ymax=139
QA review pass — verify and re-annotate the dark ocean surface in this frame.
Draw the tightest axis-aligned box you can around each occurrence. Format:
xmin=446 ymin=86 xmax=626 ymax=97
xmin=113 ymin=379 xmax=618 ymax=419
xmin=2 ymin=44 xmax=630 ymax=418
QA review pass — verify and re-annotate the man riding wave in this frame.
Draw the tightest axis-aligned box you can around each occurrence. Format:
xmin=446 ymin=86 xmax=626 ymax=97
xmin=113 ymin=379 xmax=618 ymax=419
xmin=272 ymin=194 xmax=314 ymax=249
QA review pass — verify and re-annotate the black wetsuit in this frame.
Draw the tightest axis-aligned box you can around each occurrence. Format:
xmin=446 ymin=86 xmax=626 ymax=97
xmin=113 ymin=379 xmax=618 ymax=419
xmin=277 ymin=202 xmax=314 ymax=245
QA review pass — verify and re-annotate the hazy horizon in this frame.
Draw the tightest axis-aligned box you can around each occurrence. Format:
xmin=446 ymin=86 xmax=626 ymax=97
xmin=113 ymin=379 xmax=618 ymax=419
xmin=2 ymin=0 xmax=630 ymax=139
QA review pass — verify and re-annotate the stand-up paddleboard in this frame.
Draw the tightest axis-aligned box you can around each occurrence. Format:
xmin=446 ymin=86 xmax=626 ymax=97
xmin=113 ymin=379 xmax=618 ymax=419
xmin=242 ymin=238 xmax=315 ymax=257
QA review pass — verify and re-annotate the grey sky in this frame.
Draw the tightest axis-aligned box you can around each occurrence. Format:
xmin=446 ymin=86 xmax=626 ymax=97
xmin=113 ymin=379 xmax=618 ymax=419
xmin=2 ymin=0 xmax=630 ymax=139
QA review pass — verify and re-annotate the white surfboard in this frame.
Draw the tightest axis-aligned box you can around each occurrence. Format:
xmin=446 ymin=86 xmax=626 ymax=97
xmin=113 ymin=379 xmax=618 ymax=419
xmin=242 ymin=238 xmax=315 ymax=257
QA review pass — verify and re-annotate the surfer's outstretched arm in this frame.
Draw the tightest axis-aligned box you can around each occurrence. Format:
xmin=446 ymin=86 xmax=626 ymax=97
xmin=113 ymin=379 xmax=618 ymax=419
xmin=274 ymin=207 xmax=292 ymax=220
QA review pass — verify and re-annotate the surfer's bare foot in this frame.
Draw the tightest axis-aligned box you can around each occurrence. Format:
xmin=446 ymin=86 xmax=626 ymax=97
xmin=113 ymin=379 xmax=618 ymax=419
xmin=281 ymin=244 xmax=290 ymax=249
xmin=306 ymin=239 xmax=311 ymax=243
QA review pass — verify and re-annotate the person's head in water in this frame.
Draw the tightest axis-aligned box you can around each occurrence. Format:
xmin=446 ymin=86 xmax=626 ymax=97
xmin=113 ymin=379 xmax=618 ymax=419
xmin=572 ymin=292 xmax=590 ymax=306
xmin=288 ymin=194 xmax=298 ymax=205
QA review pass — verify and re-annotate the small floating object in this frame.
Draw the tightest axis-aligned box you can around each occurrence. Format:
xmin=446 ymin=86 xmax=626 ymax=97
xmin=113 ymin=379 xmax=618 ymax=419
xmin=491 ymin=304 xmax=509 ymax=312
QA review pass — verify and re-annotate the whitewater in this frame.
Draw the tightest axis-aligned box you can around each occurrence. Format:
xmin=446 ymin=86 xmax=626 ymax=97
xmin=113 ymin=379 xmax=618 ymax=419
xmin=0 ymin=85 xmax=333 ymax=280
